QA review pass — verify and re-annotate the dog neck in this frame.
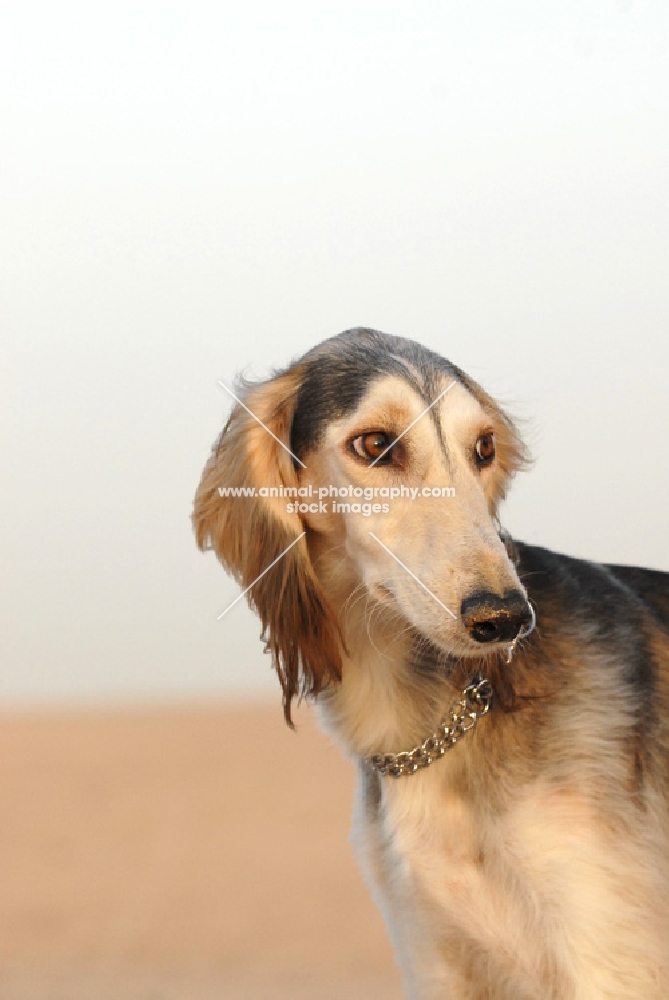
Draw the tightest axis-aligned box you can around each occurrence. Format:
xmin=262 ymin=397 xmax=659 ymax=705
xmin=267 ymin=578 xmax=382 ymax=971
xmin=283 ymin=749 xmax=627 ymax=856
xmin=318 ymin=583 xmax=489 ymax=762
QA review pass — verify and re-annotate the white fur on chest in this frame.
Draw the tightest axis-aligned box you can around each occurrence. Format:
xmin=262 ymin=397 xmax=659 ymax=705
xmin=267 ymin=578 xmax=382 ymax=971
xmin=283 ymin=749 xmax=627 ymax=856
xmin=354 ymin=769 xmax=668 ymax=999
xmin=364 ymin=769 xmax=550 ymax=997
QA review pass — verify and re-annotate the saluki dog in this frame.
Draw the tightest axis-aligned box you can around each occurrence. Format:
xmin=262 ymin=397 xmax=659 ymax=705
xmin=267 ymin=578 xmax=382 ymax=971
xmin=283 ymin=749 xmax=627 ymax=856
xmin=193 ymin=328 xmax=669 ymax=999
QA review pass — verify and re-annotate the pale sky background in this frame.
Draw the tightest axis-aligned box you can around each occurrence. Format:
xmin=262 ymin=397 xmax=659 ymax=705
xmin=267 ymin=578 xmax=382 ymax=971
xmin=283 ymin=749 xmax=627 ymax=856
xmin=1 ymin=0 xmax=667 ymax=705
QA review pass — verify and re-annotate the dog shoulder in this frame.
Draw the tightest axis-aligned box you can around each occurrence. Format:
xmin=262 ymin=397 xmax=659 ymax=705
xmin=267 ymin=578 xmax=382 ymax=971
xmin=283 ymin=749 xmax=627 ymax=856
xmin=514 ymin=540 xmax=669 ymax=794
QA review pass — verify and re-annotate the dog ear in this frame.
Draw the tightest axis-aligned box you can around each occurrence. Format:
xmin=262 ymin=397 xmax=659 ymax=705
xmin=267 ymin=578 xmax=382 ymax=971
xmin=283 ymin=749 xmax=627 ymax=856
xmin=193 ymin=368 xmax=342 ymax=725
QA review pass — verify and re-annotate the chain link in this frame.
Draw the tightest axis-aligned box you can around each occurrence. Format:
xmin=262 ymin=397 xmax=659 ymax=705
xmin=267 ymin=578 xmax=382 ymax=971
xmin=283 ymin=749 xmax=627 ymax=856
xmin=367 ymin=676 xmax=493 ymax=778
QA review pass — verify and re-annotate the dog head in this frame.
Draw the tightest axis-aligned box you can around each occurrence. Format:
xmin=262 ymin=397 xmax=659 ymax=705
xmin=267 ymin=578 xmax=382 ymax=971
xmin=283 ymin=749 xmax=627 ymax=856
xmin=193 ymin=328 xmax=532 ymax=721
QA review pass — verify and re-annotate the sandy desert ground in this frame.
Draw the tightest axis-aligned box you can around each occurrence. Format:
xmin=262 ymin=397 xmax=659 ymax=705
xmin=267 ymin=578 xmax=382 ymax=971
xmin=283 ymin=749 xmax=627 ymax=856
xmin=0 ymin=701 xmax=404 ymax=999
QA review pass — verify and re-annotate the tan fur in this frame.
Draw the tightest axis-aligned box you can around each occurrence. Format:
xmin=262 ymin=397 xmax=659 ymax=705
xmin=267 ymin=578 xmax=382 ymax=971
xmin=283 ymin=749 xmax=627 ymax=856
xmin=193 ymin=368 xmax=343 ymax=723
xmin=193 ymin=333 xmax=669 ymax=998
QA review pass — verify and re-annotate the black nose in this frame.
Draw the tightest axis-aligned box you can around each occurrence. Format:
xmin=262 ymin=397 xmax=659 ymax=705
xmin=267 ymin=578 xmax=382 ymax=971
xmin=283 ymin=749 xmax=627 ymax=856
xmin=461 ymin=589 xmax=534 ymax=645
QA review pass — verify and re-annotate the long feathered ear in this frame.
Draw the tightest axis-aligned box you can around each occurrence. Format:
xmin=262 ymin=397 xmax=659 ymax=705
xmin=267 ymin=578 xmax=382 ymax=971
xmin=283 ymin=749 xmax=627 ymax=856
xmin=193 ymin=367 xmax=342 ymax=725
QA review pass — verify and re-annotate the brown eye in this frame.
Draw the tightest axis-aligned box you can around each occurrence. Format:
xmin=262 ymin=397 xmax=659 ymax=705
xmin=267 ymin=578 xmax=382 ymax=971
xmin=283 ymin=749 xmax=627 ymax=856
xmin=475 ymin=433 xmax=495 ymax=467
xmin=351 ymin=432 xmax=394 ymax=464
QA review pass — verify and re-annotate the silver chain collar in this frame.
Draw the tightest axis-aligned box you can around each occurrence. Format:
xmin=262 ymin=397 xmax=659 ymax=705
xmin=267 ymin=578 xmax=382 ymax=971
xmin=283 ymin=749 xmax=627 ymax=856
xmin=364 ymin=601 xmax=535 ymax=779
xmin=367 ymin=675 xmax=494 ymax=778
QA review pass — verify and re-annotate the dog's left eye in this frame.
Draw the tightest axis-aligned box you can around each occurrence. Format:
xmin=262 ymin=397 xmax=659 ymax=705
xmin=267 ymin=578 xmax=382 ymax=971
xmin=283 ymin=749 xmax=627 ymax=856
xmin=351 ymin=432 xmax=394 ymax=464
xmin=475 ymin=433 xmax=495 ymax=467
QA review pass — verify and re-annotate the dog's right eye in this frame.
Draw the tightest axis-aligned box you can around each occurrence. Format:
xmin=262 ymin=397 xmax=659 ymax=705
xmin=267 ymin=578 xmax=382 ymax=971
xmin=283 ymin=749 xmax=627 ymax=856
xmin=351 ymin=432 xmax=394 ymax=464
